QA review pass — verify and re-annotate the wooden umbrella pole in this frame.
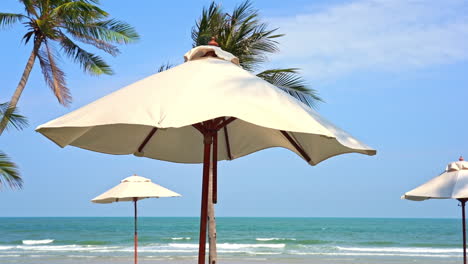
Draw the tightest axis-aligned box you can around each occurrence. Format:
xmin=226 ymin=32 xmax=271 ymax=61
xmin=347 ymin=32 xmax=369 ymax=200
xmin=461 ymin=199 xmax=467 ymax=264
xmin=194 ymin=118 xmax=235 ymax=264
xmin=208 ymin=131 xmax=218 ymax=264
xmin=198 ymin=133 xmax=213 ymax=264
xmin=133 ymin=197 xmax=138 ymax=264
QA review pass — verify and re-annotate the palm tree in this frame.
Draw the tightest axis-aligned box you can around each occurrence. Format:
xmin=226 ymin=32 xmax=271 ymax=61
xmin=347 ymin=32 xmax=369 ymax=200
xmin=0 ymin=152 xmax=22 ymax=190
xmin=190 ymin=1 xmax=323 ymax=262
xmin=0 ymin=103 xmax=28 ymax=189
xmin=192 ymin=0 xmax=322 ymax=108
xmin=0 ymin=0 xmax=139 ymax=134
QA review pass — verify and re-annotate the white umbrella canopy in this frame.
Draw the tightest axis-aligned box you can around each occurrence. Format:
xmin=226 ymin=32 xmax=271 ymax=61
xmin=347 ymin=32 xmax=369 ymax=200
xmin=91 ymin=175 xmax=180 ymax=264
xmin=36 ymin=45 xmax=375 ymax=165
xmin=402 ymin=157 xmax=468 ymax=264
xmin=402 ymin=159 xmax=468 ymax=201
xmin=37 ymin=44 xmax=376 ymax=264
xmin=91 ymin=175 xmax=181 ymax=203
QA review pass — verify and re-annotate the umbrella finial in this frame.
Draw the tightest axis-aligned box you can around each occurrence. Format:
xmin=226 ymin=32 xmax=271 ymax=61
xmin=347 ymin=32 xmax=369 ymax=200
xmin=460 ymin=156 xmax=464 ymax=161
xmin=208 ymin=37 xmax=219 ymax=47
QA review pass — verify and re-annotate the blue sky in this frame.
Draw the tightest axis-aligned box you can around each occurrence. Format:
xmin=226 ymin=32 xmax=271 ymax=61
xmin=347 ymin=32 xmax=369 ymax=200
xmin=1 ymin=0 xmax=468 ymax=218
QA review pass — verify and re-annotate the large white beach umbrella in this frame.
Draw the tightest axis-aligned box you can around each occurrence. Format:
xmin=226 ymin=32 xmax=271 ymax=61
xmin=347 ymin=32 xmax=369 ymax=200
xmin=92 ymin=175 xmax=180 ymax=264
xmin=37 ymin=41 xmax=376 ymax=264
xmin=402 ymin=157 xmax=468 ymax=264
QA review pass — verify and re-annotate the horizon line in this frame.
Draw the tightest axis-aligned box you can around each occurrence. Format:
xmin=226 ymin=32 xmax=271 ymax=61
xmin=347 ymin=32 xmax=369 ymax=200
xmin=0 ymin=216 xmax=460 ymax=219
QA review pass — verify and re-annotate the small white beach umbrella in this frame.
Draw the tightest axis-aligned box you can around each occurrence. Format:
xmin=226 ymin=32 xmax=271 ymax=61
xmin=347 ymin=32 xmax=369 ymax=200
xmin=92 ymin=175 xmax=180 ymax=264
xmin=402 ymin=157 xmax=468 ymax=264
xmin=37 ymin=40 xmax=376 ymax=264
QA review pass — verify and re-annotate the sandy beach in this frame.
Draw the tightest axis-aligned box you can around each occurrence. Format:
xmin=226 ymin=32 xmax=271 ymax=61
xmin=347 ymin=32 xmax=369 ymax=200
xmin=2 ymin=255 xmax=462 ymax=264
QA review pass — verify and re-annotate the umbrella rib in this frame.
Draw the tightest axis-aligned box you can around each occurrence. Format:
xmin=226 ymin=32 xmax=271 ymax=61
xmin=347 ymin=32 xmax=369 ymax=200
xmin=213 ymin=131 xmax=218 ymax=204
xmin=193 ymin=123 xmax=207 ymax=135
xmin=215 ymin=117 xmax=236 ymax=130
xmin=280 ymin=130 xmax=311 ymax=162
xmin=223 ymin=125 xmax=233 ymax=160
xmin=138 ymin=127 xmax=158 ymax=153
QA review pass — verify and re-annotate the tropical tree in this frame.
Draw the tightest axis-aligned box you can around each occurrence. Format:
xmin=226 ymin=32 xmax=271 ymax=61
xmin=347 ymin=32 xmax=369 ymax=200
xmin=192 ymin=0 xmax=322 ymax=108
xmin=0 ymin=103 xmax=28 ymax=189
xmin=0 ymin=0 xmax=139 ymax=134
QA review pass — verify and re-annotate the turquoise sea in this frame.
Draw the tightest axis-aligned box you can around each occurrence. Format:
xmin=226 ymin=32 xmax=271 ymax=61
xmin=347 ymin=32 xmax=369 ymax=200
xmin=0 ymin=217 xmax=463 ymax=263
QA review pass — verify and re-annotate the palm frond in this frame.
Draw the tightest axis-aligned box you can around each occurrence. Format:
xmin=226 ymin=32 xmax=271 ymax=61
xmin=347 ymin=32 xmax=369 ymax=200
xmin=0 ymin=13 xmax=25 ymax=28
xmin=51 ymin=1 xmax=108 ymax=22
xmin=192 ymin=0 xmax=283 ymax=71
xmin=17 ymin=0 xmax=38 ymax=17
xmin=65 ymin=28 xmax=119 ymax=56
xmin=257 ymin=68 xmax=322 ymax=108
xmin=94 ymin=19 xmax=140 ymax=43
xmin=22 ymin=30 xmax=35 ymax=44
xmin=65 ymin=19 xmax=139 ymax=45
xmin=157 ymin=62 xmax=174 ymax=73
xmin=0 ymin=103 xmax=28 ymax=132
xmin=58 ymin=33 xmax=113 ymax=75
xmin=191 ymin=2 xmax=225 ymax=46
xmin=0 ymin=151 xmax=22 ymax=189
xmin=37 ymin=41 xmax=71 ymax=106
xmin=83 ymin=0 xmax=101 ymax=3
xmin=230 ymin=0 xmax=252 ymax=22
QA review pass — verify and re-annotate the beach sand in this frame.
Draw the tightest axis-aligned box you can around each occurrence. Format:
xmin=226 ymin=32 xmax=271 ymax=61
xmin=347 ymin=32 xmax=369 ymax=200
xmin=2 ymin=255 xmax=461 ymax=264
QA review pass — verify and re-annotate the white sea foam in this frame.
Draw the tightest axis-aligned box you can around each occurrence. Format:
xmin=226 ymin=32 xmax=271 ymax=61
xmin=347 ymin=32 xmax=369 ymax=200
xmin=171 ymin=237 xmax=191 ymax=240
xmin=337 ymin=246 xmax=462 ymax=254
xmin=22 ymin=239 xmax=54 ymax=245
xmin=168 ymin=243 xmax=285 ymax=250
xmin=6 ymin=242 xmax=286 ymax=256
xmin=256 ymin=238 xmax=296 ymax=241
xmin=0 ymin=246 xmax=14 ymax=250
xmin=218 ymin=243 xmax=285 ymax=250
xmin=17 ymin=245 xmax=119 ymax=252
xmin=12 ymin=243 xmax=267 ymax=254
xmin=141 ymin=249 xmax=198 ymax=253
xmin=292 ymin=252 xmax=458 ymax=258
xmin=64 ymin=255 xmax=96 ymax=258
xmin=247 ymin=252 xmax=282 ymax=255
xmin=7 ymin=241 xmax=459 ymax=259
xmin=167 ymin=243 xmax=199 ymax=249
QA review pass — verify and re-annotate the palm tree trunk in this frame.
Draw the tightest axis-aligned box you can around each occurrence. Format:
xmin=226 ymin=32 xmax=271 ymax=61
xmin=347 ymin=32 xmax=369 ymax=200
xmin=208 ymin=147 xmax=217 ymax=264
xmin=0 ymin=39 xmax=41 ymax=135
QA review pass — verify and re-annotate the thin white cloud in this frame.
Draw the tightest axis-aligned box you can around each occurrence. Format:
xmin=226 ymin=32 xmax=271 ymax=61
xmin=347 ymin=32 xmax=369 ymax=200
xmin=269 ymin=0 xmax=468 ymax=80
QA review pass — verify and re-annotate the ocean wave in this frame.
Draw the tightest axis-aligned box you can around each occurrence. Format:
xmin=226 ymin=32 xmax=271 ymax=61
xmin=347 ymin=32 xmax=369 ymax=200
xmin=219 ymin=243 xmax=285 ymax=250
xmin=171 ymin=237 xmax=191 ymax=240
xmin=16 ymin=245 xmax=120 ymax=252
xmin=3 ymin=241 xmax=460 ymax=259
xmin=22 ymin=239 xmax=54 ymax=245
xmin=0 ymin=246 xmax=14 ymax=250
xmin=296 ymin=239 xmax=331 ymax=245
xmin=0 ymin=254 xmax=21 ymax=257
xmin=64 ymin=255 xmax=97 ymax=258
xmin=168 ymin=243 xmax=285 ymax=250
xmin=337 ymin=246 xmax=461 ymax=254
xmin=77 ymin=240 xmax=109 ymax=245
xmin=358 ymin=241 xmax=397 ymax=246
xmin=256 ymin=238 xmax=296 ymax=241
xmin=141 ymin=249 xmax=198 ymax=253
xmin=3 ymin=243 xmax=280 ymax=255
xmin=291 ymin=251 xmax=459 ymax=258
